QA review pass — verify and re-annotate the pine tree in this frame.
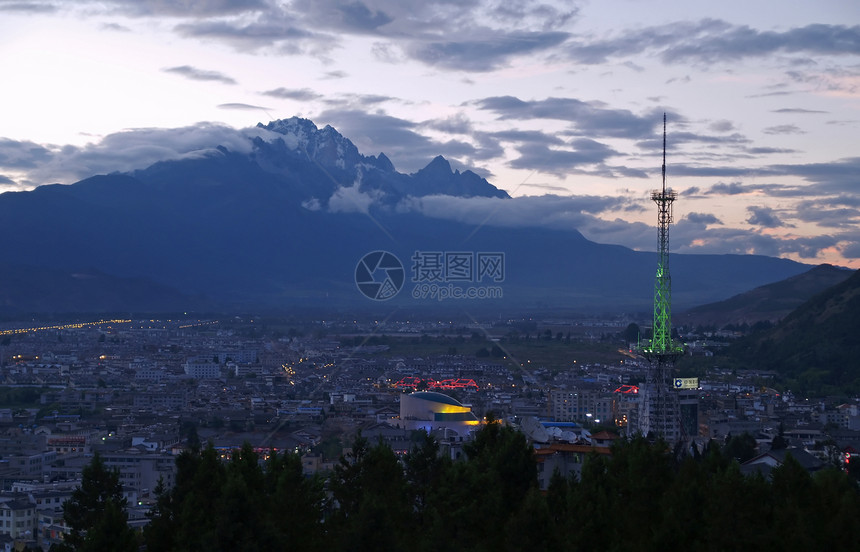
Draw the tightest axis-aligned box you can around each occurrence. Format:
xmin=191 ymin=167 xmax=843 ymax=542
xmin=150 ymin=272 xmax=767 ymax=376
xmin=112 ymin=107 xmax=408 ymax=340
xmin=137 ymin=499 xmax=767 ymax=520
xmin=328 ymin=435 xmax=413 ymax=552
xmin=58 ymin=452 xmax=137 ymax=552
xmin=265 ymin=450 xmax=326 ymax=551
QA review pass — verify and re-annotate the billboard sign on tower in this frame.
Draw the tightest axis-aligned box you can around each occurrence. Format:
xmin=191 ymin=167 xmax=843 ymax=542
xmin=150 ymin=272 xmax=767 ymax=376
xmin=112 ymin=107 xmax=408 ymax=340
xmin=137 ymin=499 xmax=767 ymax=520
xmin=673 ymin=378 xmax=698 ymax=390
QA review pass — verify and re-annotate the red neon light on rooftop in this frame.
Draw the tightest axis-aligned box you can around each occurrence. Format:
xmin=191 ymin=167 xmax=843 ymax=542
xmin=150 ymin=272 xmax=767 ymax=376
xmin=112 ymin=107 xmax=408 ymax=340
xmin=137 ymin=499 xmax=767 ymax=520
xmin=428 ymin=378 xmax=479 ymax=390
xmin=394 ymin=376 xmax=423 ymax=388
xmin=394 ymin=376 xmax=480 ymax=390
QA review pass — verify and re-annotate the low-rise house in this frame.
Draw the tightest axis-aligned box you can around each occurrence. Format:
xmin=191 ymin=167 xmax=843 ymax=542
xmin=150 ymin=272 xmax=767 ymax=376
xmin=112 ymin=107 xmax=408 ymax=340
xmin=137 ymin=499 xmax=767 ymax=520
xmin=740 ymin=447 xmax=825 ymax=478
xmin=534 ymin=443 xmax=612 ymax=490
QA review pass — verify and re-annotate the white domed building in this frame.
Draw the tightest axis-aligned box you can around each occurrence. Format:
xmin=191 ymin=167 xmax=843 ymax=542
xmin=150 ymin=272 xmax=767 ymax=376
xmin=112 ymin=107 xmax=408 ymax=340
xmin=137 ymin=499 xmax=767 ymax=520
xmin=396 ymin=391 xmax=481 ymax=436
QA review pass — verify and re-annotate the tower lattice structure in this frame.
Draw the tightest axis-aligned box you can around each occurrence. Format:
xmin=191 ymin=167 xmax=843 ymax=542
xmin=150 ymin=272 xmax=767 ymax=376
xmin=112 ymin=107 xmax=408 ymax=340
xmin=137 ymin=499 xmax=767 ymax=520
xmin=637 ymin=113 xmax=684 ymax=441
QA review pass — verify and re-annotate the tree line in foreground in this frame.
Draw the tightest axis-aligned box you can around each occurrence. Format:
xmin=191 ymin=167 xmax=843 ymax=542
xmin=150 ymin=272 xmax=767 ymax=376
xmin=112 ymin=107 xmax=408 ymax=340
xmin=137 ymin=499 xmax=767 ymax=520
xmin=57 ymin=422 xmax=860 ymax=552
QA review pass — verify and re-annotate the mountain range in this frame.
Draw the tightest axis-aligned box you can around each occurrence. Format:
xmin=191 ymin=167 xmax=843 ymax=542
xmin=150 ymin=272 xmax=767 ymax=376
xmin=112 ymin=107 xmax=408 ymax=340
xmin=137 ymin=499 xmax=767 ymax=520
xmin=0 ymin=117 xmax=816 ymax=314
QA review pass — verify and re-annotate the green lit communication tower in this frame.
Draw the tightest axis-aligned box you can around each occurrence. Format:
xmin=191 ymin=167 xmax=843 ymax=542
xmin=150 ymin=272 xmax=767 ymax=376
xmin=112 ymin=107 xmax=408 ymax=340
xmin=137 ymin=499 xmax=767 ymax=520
xmin=636 ymin=113 xmax=685 ymax=441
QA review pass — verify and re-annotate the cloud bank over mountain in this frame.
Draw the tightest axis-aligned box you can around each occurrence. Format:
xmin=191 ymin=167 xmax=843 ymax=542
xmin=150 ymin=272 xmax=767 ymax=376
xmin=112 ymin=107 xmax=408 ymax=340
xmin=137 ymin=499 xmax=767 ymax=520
xmin=0 ymin=115 xmax=813 ymax=313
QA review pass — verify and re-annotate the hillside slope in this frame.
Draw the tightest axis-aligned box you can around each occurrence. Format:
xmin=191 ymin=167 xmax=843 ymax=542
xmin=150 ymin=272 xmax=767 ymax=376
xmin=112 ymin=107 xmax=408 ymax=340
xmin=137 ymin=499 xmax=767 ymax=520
xmin=727 ymin=268 xmax=860 ymax=392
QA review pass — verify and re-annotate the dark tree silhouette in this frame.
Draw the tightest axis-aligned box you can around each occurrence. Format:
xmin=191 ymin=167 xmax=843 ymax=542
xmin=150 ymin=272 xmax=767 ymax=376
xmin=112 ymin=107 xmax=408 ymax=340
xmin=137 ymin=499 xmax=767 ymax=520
xmin=56 ymin=453 xmax=137 ymax=552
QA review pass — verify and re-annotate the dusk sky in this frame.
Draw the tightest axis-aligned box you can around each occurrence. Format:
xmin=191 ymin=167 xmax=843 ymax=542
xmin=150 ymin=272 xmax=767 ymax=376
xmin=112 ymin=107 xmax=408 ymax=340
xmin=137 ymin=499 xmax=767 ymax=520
xmin=1 ymin=0 xmax=859 ymax=268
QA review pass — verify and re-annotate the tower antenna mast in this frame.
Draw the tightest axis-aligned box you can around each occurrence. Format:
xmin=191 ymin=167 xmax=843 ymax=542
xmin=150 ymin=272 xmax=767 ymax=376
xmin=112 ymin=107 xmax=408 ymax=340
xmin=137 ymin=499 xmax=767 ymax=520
xmin=662 ymin=113 xmax=667 ymax=194
xmin=635 ymin=112 xmax=684 ymax=441
xmin=647 ymin=112 xmax=679 ymax=357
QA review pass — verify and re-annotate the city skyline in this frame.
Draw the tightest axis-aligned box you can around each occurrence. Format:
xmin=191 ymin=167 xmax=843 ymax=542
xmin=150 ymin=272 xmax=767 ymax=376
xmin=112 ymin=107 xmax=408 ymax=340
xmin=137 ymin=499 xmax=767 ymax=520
xmin=1 ymin=1 xmax=859 ymax=267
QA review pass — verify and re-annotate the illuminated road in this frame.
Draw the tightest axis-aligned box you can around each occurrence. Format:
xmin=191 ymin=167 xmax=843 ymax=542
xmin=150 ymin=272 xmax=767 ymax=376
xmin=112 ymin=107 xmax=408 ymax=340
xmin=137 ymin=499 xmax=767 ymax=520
xmin=0 ymin=319 xmax=131 ymax=336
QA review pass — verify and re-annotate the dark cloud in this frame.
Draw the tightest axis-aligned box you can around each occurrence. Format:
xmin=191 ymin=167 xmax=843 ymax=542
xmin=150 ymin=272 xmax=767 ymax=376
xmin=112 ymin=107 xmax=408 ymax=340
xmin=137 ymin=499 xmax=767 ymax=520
xmin=790 ymin=235 xmax=840 ymax=259
xmin=468 ymin=134 xmax=505 ymax=162
xmin=485 ymin=0 xmax=578 ymax=28
xmin=217 ymin=103 xmax=272 ymax=111
xmin=607 ymin=165 xmax=649 ymax=179
xmin=622 ymin=201 xmax=648 ymax=212
xmin=747 ymin=206 xmax=788 ymax=228
xmin=794 ymin=199 xmax=860 ymax=228
xmin=100 ymin=22 xmax=130 ymax=32
xmin=747 ymin=146 xmax=797 ymax=154
xmin=323 ymin=70 xmax=347 ymax=79
xmin=344 ymin=94 xmax=396 ymax=105
xmin=288 ymin=0 xmax=397 ymax=34
xmin=422 ymin=114 xmax=475 ymax=135
xmin=162 ymin=65 xmax=237 ymax=85
xmin=686 ymin=181 xmax=800 ymax=199
xmin=662 ymin=23 xmax=860 ymax=63
xmin=564 ymin=19 xmax=731 ymax=64
xmin=333 ymin=1 xmax=394 ymax=31
xmin=665 ymin=75 xmax=692 ymax=85
xmin=563 ymin=20 xmax=860 ymax=67
xmin=520 ymin=183 xmax=572 ymax=193
xmin=475 ymin=96 xmax=664 ymax=139
xmin=756 ymin=184 xmax=809 ymax=198
xmin=0 ymin=138 xmax=54 ymax=169
xmin=262 ymin=88 xmax=323 ymax=101
xmin=763 ymin=124 xmax=805 ymax=135
xmin=0 ymin=174 xmax=16 ymax=185
xmin=329 ymin=94 xmax=394 ymax=107
xmin=817 ymin=194 xmax=860 ymax=209
xmin=0 ymin=2 xmax=56 ymax=13
xmin=838 ymin=236 xmax=860 ymax=260
xmin=105 ymin=0 xmax=266 ymax=17
xmin=771 ymin=108 xmax=828 ymax=114
xmin=747 ymin=90 xmax=795 ymax=98
xmin=407 ymin=31 xmax=569 ymax=72
xmin=175 ymin=17 xmax=322 ymax=54
xmin=771 ymin=157 xmax=860 ymax=194
xmin=826 ymin=119 xmax=859 ymax=126
xmin=706 ymin=181 xmax=745 ymax=195
xmin=684 ymin=212 xmax=722 ymax=225
xmin=508 ymin=138 xmax=618 ymax=175
xmin=670 ymin=222 xmax=810 ymax=259
xmin=294 ymin=0 xmax=576 ymax=40
xmin=709 ymin=120 xmax=735 ymax=132
xmin=787 ymin=56 xmax=818 ymax=67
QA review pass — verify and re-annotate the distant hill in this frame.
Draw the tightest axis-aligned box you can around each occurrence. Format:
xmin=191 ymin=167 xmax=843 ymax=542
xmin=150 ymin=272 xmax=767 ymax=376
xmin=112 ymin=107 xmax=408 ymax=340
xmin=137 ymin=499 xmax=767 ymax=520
xmin=726 ymin=268 xmax=860 ymax=392
xmin=0 ymin=117 xmax=813 ymax=313
xmin=0 ymin=265 xmax=206 ymax=315
xmin=678 ymin=264 xmax=854 ymax=328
